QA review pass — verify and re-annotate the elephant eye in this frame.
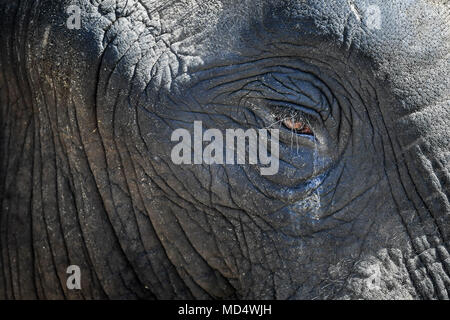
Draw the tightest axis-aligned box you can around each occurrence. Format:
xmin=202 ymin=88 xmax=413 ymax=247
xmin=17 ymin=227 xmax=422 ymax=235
xmin=267 ymin=105 xmax=316 ymax=138
xmin=272 ymin=109 xmax=315 ymax=137
xmin=281 ymin=118 xmax=313 ymax=136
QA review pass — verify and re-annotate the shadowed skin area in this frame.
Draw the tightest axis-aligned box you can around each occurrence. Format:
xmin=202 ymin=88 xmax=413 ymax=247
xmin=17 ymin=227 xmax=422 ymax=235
xmin=0 ymin=0 xmax=449 ymax=299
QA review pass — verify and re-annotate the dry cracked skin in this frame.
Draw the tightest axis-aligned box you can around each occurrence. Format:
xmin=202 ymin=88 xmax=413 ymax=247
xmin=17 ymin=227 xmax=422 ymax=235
xmin=0 ymin=0 xmax=449 ymax=299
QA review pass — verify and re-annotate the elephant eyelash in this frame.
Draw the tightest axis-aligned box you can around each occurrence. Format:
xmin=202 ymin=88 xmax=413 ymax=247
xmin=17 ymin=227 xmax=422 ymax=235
xmin=270 ymin=107 xmax=314 ymax=137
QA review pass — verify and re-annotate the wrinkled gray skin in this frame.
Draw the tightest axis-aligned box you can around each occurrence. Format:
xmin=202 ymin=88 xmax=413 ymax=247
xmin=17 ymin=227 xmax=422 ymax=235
xmin=0 ymin=0 xmax=449 ymax=300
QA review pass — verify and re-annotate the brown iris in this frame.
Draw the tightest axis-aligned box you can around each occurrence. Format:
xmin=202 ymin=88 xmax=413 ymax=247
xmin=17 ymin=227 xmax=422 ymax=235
xmin=282 ymin=118 xmax=313 ymax=135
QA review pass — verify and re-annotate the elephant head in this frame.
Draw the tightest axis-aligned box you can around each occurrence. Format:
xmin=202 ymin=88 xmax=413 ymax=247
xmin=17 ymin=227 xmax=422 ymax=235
xmin=0 ymin=0 xmax=449 ymax=299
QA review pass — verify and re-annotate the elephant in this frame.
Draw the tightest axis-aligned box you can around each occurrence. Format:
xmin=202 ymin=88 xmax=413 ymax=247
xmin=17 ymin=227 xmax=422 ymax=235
xmin=0 ymin=0 xmax=449 ymax=300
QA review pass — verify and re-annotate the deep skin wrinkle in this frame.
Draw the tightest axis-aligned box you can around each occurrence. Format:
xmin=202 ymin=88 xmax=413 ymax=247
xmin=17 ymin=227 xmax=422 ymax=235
xmin=0 ymin=0 xmax=449 ymax=299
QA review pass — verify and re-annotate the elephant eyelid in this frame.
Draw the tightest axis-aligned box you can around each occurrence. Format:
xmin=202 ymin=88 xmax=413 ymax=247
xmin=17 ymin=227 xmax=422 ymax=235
xmin=265 ymin=99 xmax=325 ymax=122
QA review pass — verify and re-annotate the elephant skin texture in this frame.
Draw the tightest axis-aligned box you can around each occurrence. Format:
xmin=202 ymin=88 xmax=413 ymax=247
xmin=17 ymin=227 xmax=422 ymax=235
xmin=0 ymin=0 xmax=449 ymax=299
